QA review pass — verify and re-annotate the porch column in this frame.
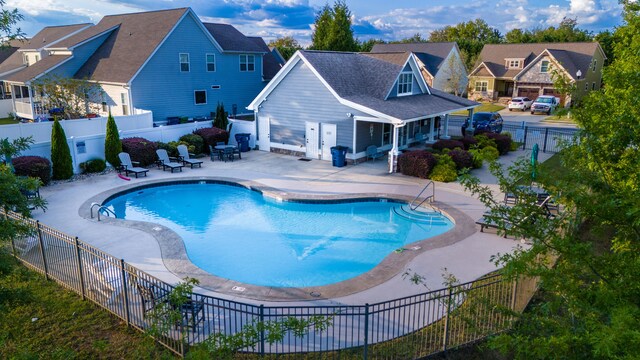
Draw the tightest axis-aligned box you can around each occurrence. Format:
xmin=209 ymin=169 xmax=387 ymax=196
xmin=27 ymin=85 xmax=34 ymax=120
xmin=428 ymin=117 xmax=435 ymax=142
xmin=441 ymin=114 xmax=450 ymax=139
xmin=388 ymin=124 xmax=400 ymax=173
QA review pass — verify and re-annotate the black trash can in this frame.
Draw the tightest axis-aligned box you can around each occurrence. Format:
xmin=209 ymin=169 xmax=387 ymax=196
xmin=234 ymin=133 xmax=251 ymax=152
xmin=330 ymin=146 xmax=348 ymax=167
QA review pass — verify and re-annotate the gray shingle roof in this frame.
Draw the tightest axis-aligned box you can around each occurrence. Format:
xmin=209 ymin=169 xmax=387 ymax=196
xmin=203 ymin=23 xmax=265 ymax=53
xmin=474 ymin=42 xmax=601 ymax=80
xmin=73 ymin=8 xmax=189 ymax=83
xmin=4 ymin=55 xmax=71 ymax=83
xmin=299 ymin=50 xmax=477 ymax=120
xmin=370 ymin=42 xmax=456 ymax=76
xmin=247 ymin=36 xmax=283 ymax=80
xmin=21 ymin=24 xmax=92 ymax=50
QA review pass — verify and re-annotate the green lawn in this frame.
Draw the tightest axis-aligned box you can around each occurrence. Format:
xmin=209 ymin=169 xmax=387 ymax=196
xmin=0 ymin=117 xmax=18 ymax=125
xmin=0 ymin=252 xmax=176 ymax=359
xmin=452 ymin=103 xmax=505 ymax=116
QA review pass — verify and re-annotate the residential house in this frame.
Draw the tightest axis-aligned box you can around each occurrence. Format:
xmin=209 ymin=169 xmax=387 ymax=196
xmin=247 ymin=50 xmax=478 ymax=172
xmin=468 ymin=42 xmax=606 ymax=105
xmin=3 ymin=8 xmax=276 ymax=123
xmin=370 ymin=42 xmax=468 ymax=96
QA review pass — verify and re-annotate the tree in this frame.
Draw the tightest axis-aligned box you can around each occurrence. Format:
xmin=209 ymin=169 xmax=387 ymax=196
xmin=310 ymin=1 xmax=358 ymax=51
xmin=428 ymin=19 xmax=502 ymax=69
xmin=395 ymin=33 xmax=427 ymax=43
xmin=594 ymin=30 xmax=615 ymax=66
xmin=442 ymin=53 xmax=466 ymax=96
xmin=0 ymin=0 xmax=25 ymax=47
xmin=461 ymin=3 xmax=640 ymax=358
xmin=213 ymin=102 xmax=228 ymax=130
xmin=0 ymin=136 xmax=33 ymax=172
xmin=50 ymin=119 xmax=73 ymax=180
xmin=104 ymin=111 xmax=122 ymax=168
xmin=505 ymin=17 xmax=593 ymax=44
xmin=31 ymin=75 xmax=104 ymax=119
xmin=268 ymin=36 xmax=302 ymax=61
xmin=358 ymin=38 xmax=385 ymax=52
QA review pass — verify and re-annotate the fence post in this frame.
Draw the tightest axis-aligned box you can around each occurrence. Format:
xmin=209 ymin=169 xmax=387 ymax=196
xmin=442 ymin=287 xmax=453 ymax=352
xmin=542 ymin=127 xmax=549 ymax=153
xmin=522 ymin=126 xmax=528 ymax=150
xmin=259 ymin=305 xmax=265 ymax=357
xmin=120 ymin=259 xmax=131 ymax=327
xmin=363 ymin=303 xmax=369 ymax=360
xmin=74 ymin=237 xmax=86 ymax=300
xmin=36 ymin=221 xmax=49 ymax=280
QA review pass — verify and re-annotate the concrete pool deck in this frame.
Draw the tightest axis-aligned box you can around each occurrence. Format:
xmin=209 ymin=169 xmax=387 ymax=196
xmin=31 ymin=149 xmax=552 ymax=307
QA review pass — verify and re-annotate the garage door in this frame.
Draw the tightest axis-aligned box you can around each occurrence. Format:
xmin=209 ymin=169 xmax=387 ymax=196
xmin=543 ymin=88 xmax=566 ymax=106
xmin=518 ymin=87 xmax=539 ymax=99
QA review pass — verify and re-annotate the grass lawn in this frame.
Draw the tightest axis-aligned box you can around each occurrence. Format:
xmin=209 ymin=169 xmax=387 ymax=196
xmin=452 ymin=103 xmax=505 ymax=116
xmin=0 ymin=252 xmax=176 ymax=359
xmin=0 ymin=117 xmax=18 ymax=125
xmin=543 ymin=115 xmax=576 ymax=123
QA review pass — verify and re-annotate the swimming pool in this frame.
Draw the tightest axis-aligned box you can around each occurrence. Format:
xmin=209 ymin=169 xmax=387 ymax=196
xmin=103 ymin=182 xmax=454 ymax=287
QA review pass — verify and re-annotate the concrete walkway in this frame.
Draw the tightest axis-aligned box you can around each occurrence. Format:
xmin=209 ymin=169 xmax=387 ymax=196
xmin=31 ymin=149 xmax=552 ymax=307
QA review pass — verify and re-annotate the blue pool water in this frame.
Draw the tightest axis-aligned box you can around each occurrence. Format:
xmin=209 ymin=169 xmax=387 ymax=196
xmin=104 ymin=183 xmax=453 ymax=287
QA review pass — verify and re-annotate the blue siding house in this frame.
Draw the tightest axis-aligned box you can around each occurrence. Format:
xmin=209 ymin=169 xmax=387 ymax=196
xmin=4 ymin=8 xmax=279 ymax=123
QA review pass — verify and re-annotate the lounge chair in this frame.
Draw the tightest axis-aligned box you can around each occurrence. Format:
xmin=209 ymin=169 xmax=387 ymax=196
xmin=476 ymin=198 xmax=555 ymax=237
xmin=177 ymin=145 xmax=203 ymax=168
xmin=118 ymin=152 xmax=149 ymax=178
xmin=85 ymin=259 xmax=124 ymax=304
xmin=156 ymin=149 xmax=183 ymax=173
xmin=366 ymin=145 xmax=384 ymax=162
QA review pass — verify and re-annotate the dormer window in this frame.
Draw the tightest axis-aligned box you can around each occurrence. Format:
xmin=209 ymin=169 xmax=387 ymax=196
xmin=397 ymin=72 xmax=413 ymax=96
xmin=505 ymin=58 xmax=523 ymax=69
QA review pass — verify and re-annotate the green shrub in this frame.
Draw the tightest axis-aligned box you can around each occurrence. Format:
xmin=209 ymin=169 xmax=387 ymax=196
xmin=429 ymin=155 xmax=458 ymax=182
xmin=121 ymin=137 xmax=158 ymax=166
xmin=79 ymin=158 xmax=106 ymax=173
xmin=51 ymin=119 xmax=73 ymax=180
xmin=484 ymin=133 xmax=512 ymax=155
xmin=473 ymin=134 xmax=497 ymax=150
xmin=397 ymin=150 xmax=437 ymax=178
xmin=156 ymin=141 xmax=178 ymax=158
xmin=214 ymin=102 xmax=228 ymax=130
xmin=13 ymin=156 xmax=52 ymax=185
xmin=104 ymin=112 xmax=122 ymax=167
xmin=467 ymin=149 xmax=484 ymax=169
xmin=480 ymin=146 xmax=500 ymax=161
xmin=460 ymin=136 xmax=478 ymax=150
xmin=432 ymin=139 xmax=464 ymax=151
xmin=447 ymin=149 xmax=474 ymax=170
xmin=179 ymin=133 xmax=204 ymax=154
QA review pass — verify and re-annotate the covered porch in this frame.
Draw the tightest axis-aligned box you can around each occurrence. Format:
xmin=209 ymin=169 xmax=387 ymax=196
xmin=7 ymin=82 xmax=50 ymax=120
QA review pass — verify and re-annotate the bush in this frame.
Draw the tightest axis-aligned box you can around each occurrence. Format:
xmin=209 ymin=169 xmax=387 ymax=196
xmin=473 ymin=134 xmax=497 ymax=150
xmin=121 ymin=137 xmax=158 ymax=166
xmin=156 ymin=141 xmax=179 ymax=158
xmin=104 ymin=112 xmax=122 ymax=167
xmin=467 ymin=149 xmax=484 ymax=169
xmin=397 ymin=150 xmax=437 ymax=179
xmin=429 ymin=155 xmax=458 ymax=182
xmin=180 ymin=133 xmax=204 ymax=154
xmin=480 ymin=146 xmax=500 ymax=161
xmin=194 ymin=127 xmax=229 ymax=154
xmin=13 ymin=156 xmax=51 ymax=185
xmin=484 ymin=133 xmax=512 ymax=155
xmin=447 ymin=149 xmax=474 ymax=170
xmin=79 ymin=158 xmax=106 ymax=173
xmin=503 ymin=132 xmax=521 ymax=151
xmin=431 ymin=139 xmax=464 ymax=151
xmin=51 ymin=119 xmax=73 ymax=180
xmin=460 ymin=136 xmax=478 ymax=150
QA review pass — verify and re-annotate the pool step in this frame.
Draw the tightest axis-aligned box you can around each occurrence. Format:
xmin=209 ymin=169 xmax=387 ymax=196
xmin=393 ymin=206 xmax=449 ymax=225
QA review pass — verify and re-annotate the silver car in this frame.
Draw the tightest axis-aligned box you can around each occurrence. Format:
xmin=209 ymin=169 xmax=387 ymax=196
xmin=508 ymin=97 xmax=533 ymax=111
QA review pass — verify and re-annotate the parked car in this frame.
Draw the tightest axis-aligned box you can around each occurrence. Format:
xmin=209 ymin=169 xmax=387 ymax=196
xmin=472 ymin=112 xmax=504 ymax=134
xmin=531 ymin=95 xmax=560 ymax=115
xmin=508 ymin=97 xmax=533 ymax=111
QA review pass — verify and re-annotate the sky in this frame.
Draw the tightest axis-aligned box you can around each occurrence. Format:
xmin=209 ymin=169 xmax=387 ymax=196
xmin=7 ymin=0 xmax=623 ymax=45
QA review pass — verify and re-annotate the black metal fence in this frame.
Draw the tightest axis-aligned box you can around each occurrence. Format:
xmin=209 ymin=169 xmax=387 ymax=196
xmin=448 ymin=116 xmax=578 ymax=153
xmin=7 ymin=212 xmax=539 ymax=358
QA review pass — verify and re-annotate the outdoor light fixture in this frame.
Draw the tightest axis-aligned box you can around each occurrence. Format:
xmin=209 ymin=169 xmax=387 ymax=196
xmin=576 ymin=69 xmax=582 ymax=79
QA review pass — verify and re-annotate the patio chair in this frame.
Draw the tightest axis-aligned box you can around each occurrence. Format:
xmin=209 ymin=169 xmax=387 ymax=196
xmin=136 ymin=279 xmax=170 ymax=314
xmin=177 ymin=145 xmax=203 ymax=168
xmin=222 ymin=147 xmax=235 ymax=162
xmin=208 ymin=145 xmax=222 ymax=161
xmin=366 ymin=145 xmax=384 ymax=162
xmin=156 ymin=149 xmax=184 ymax=173
xmin=118 ymin=152 xmax=149 ymax=178
xmin=177 ymin=297 xmax=206 ymax=330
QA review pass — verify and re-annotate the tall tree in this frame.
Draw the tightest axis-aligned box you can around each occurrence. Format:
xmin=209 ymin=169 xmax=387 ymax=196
xmin=310 ymin=4 xmax=332 ymax=50
xmin=50 ymin=119 xmax=73 ymax=180
xmin=462 ymin=3 xmax=640 ymax=358
xmin=310 ymin=1 xmax=358 ymax=51
xmin=428 ymin=19 xmax=502 ymax=69
xmin=395 ymin=33 xmax=427 ymax=43
xmin=505 ymin=17 xmax=593 ymax=44
xmin=594 ymin=30 xmax=615 ymax=65
xmin=358 ymin=38 xmax=385 ymax=52
xmin=31 ymin=75 xmax=103 ymax=119
xmin=268 ymin=36 xmax=302 ymax=61
xmin=104 ymin=111 xmax=122 ymax=168
xmin=0 ymin=0 xmax=25 ymax=47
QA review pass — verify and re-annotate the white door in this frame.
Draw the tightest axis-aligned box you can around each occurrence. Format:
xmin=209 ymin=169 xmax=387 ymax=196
xmin=321 ymin=123 xmax=337 ymax=160
xmin=258 ymin=116 xmax=270 ymax=152
xmin=305 ymin=121 xmax=320 ymax=159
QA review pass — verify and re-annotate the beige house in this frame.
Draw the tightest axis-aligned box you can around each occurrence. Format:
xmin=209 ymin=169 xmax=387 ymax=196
xmin=468 ymin=42 xmax=606 ymax=105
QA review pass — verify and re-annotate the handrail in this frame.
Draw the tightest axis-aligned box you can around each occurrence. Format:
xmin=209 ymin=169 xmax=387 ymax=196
xmin=90 ymin=202 xmax=116 ymax=221
xmin=410 ymin=181 xmax=435 ymax=210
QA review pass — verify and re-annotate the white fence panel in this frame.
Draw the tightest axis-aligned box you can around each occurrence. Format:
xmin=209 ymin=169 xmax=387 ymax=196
xmin=0 ymin=98 xmax=13 ymax=118
xmin=228 ymin=118 xmax=256 ymax=148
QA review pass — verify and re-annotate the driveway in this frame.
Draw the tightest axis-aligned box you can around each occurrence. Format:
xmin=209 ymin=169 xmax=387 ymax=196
xmin=499 ymin=108 xmax=576 ymax=128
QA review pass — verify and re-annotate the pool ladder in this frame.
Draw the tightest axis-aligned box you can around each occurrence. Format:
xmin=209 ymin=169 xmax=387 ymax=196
xmin=409 ymin=181 xmax=435 ymax=211
xmin=90 ymin=202 xmax=116 ymax=221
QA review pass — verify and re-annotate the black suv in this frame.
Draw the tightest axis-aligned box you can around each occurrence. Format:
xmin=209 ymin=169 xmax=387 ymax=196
xmin=472 ymin=112 xmax=504 ymax=134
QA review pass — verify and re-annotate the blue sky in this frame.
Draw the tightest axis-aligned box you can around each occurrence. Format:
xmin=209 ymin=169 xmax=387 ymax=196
xmin=7 ymin=0 xmax=623 ymax=45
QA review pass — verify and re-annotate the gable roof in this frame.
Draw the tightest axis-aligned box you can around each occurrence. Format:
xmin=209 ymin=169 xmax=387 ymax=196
xmin=249 ymin=50 xmax=477 ymax=122
xmin=247 ymin=36 xmax=284 ymax=80
xmin=203 ymin=23 xmax=265 ymax=53
xmin=473 ymin=42 xmax=602 ymax=79
xmin=20 ymin=24 xmax=92 ymax=51
xmin=73 ymin=8 xmax=189 ymax=83
xmin=4 ymin=55 xmax=72 ymax=83
xmin=370 ymin=42 xmax=457 ymax=76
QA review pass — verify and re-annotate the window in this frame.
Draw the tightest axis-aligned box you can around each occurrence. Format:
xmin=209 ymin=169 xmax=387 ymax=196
xmin=540 ymin=60 xmax=550 ymax=73
xmin=179 ymin=53 xmax=190 ymax=72
xmin=397 ymin=72 xmax=413 ymax=96
xmin=211 ymin=85 xmax=221 ymax=89
xmin=240 ymin=54 xmax=255 ymax=72
xmin=382 ymin=123 xmax=391 ymax=146
xmin=585 ymin=82 xmax=589 ymax=91
xmin=475 ymin=81 xmax=488 ymax=92
xmin=35 ymin=54 xmax=40 ymax=62
xmin=206 ymin=54 xmax=215 ymax=72
xmin=592 ymin=59 xmax=597 ymax=72
xmin=121 ymin=93 xmax=129 ymax=115
xmin=592 ymin=82 xmax=596 ymax=90
xmin=194 ymin=90 xmax=207 ymax=105
xmin=507 ymin=59 xmax=520 ymax=68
